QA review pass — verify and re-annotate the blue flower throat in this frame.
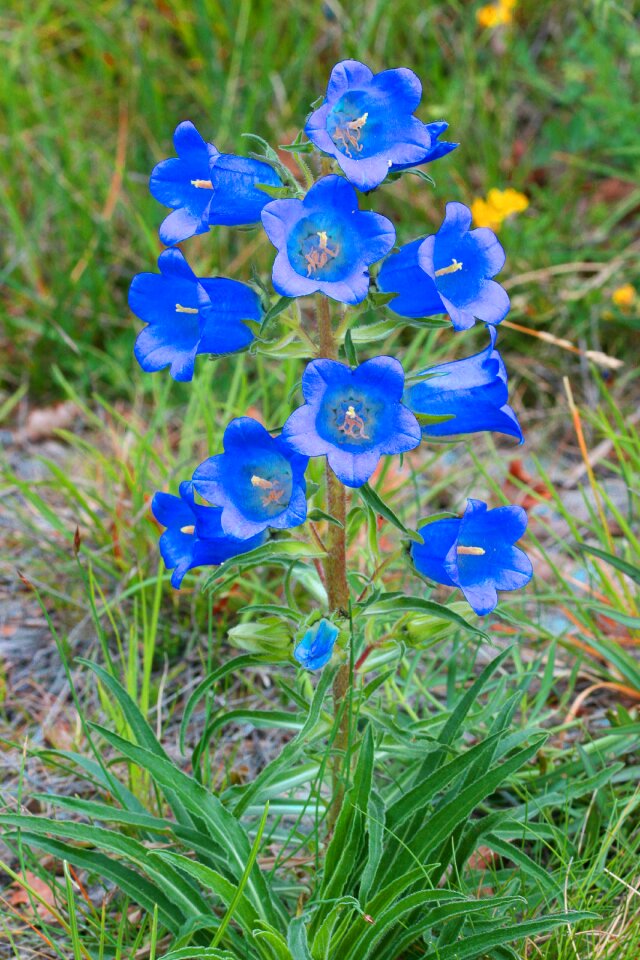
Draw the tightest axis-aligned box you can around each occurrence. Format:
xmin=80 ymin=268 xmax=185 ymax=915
xmin=327 ymin=93 xmax=371 ymax=158
xmin=244 ymin=459 xmax=293 ymax=518
xmin=303 ymin=231 xmax=341 ymax=277
xmin=321 ymin=392 xmax=378 ymax=448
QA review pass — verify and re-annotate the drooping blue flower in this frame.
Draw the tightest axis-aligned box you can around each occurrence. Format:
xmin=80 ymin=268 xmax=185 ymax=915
xmin=151 ymin=481 xmax=266 ymax=589
xmin=411 ymin=499 xmax=533 ymax=615
xmin=149 ymin=121 xmax=283 ymax=246
xmin=192 ymin=418 xmax=309 ymax=539
xmin=378 ymin=202 xmax=510 ymax=331
xmin=405 ymin=326 xmax=523 ymax=442
xmin=261 ymin=175 xmax=395 ymax=305
xmin=129 ymin=248 xmax=259 ymax=381
xmin=294 ymin=619 xmax=339 ymax=671
xmin=282 ymin=356 xmax=421 ymax=488
xmin=304 ymin=60 xmax=457 ymax=192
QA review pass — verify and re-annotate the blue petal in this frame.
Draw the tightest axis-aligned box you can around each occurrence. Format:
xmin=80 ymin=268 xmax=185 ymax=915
xmin=371 ymin=66 xmax=423 ymax=113
xmin=326 ymin=59 xmax=374 ymax=101
xmin=159 ymin=207 xmax=210 ymax=246
xmin=197 ymin=279 xmax=259 ymax=354
xmin=134 ymin=326 xmax=198 ymax=381
xmin=459 ymin=580 xmax=498 ymax=616
xmin=406 ymin=330 xmax=522 ymax=441
xmin=326 ymin=447 xmax=381 ymax=488
xmin=411 ymin=518 xmax=461 ymax=587
xmin=294 ymin=619 xmax=339 ymax=671
xmin=208 ymin=154 xmax=282 ymax=226
xmin=353 ymin=355 xmax=405 ymax=401
xmin=378 ymin=239 xmax=445 ymax=318
xmin=151 ymin=490 xmax=193 ymax=530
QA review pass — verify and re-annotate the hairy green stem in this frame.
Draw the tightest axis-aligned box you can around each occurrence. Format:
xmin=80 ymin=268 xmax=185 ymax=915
xmin=316 ymin=296 xmax=351 ymax=826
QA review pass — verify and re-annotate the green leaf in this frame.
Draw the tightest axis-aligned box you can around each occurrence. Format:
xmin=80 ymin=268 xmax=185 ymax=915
xmin=3 ymin=832 xmax=184 ymax=933
xmin=307 ymin=507 xmax=344 ymax=527
xmin=359 ymin=483 xmax=422 ymax=542
xmin=343 ymin=328 xmax=358 ymax=366
xmin=87 ymin=725 xmax=283 ymax=926
xmin=181 ymin=655 xmax=277 ymax=753
xmin=287 ymin=916 xmax=312 ymax=960
xmin=581 ymin=544 xmax=640 ymax=584
xmin=203 ymin=540 xmax=326 ymax=593
xmin=77 ymin=660 xmax=193 ymax=828
xmin=367 ymin=289 xmax=398 ymax=307
xmin=414 ymin=411 xmax=455 ymax=426
xmin=159 ymin=950 xmax=236 ymax=960
xmin=361 ymin=593 xmax=489 ymax=640
xmin=420 ymin=913 xmax=597 ymax=959
xmin=260 ymin=295 xmax=294 ymax=335
xmin=212 ymin=802 xmax=270 ymax=948
xmin=256 ymin=183 xmax=296 ymax=199
xmin=231 ymin=667 xmax=335 ymax=817
xmin=0 ymin=814 xmax=210 ymax=919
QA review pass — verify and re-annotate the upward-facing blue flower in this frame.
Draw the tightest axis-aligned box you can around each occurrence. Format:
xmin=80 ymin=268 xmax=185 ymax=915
xmin=406 ymin=326 xmax=523 ymax=442
xmin=305 ymin=60 xmax=457 ymax=192
xmin=129 ymin=248 xmax=259 ymax=381
xmin=192 ymin=418 xmax=309 ymax=539
xmin=152 ymin=481 xmax=265 ymax=589
xmin=378 ymin=202 xmax=510 ymax=331
xmin=261 ymin=175 xmax=395 ymax=305
xmin=282 ymin=356 xmax=421 ymax=488
xmin=150 ymin=121 xmax=282 ymax=246
xmin=411 ymin=499 xmax=533 ymax=615
xmin=294 ymin=619 xmax=339 ymax=671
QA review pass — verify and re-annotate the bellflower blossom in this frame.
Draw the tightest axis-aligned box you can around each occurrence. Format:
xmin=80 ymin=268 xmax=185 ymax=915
xmin=261 ymin=175 xmax=395 ymax=305
xmin=411 ymin=499 xmax=532 ymax=615
xmin=294 ymin=619 xmax=339 ymax=671
xmin=152 ymin=481 xmax=265 ymax=589
xmin=192 ymin=417 xmax=308 ymax=539
xmin=305 ymin=60 xmax=457 ymax=192
xmin=378 ymin=202 xmax=510 ymax=331
xmin=129 ymin=248 xmax=259 ymax=381
xmin=282 ymin=356 xmax=421 ymax=488
xmin=405 ymin=326 xmax=523 ymax=442
xmin=150 ymin=121 xmax=282 ymax=246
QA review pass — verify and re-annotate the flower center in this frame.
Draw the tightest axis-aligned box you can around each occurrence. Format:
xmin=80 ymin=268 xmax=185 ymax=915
xmin=331 ymin=112 xmax=368 ymax=158
xmin=190 ymin=179 xmax=214 ymax=189
xmin=251 ymin=474 xmax=287 ymax=508
xmin=457 ymin=545 xmax=485 ymax=556
xmin=337 ymin=403 xmax=370 ymax=441
xmin=435 ymin=259 xmax=464 ymax=277
xmin=304 ymin=231 xmax=341 ymax=277
xmin=175 ymin=304 xmax=199 ymax=314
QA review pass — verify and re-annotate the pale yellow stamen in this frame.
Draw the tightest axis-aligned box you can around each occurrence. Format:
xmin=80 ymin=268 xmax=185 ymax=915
xmin=457 ymin=545 xmax=486 ymax=556
xmin=190 ymin=179 xmax=213 ymax=189
xmin=339 ymin=405 xmax=369 ymax=440
xmin=304 ymin=232 xmax=340 ymax=276
xmin=435 ymin=259 xmax=464 ymax=277
xmin=251 ymin=474 xmax=286 ymax=507
xmin=251 ymin=475 xmax=274 ymax=490
xmin=180 ymin=525 xmax=195 ymax=535
xmin=175 ymin=304 xmax=199 ymax=314
xmin=333 ymin=112 xmax=368 ymax=158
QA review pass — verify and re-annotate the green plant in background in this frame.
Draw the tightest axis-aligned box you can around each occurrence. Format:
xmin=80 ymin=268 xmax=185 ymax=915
xmin=0 ymin=56 xmax=606 ymax=960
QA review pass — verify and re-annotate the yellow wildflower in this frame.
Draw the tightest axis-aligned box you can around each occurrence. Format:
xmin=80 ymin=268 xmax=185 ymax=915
xmin=471 ymin=187 xmax=529 ymax=231
xmin=611 ymin=284 xmax=636 ymax=309
xmin=476 ymin=0 xmax=516 ymax=29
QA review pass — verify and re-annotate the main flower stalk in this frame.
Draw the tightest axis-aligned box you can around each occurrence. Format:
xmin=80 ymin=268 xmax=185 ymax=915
xmin=316 ymin=296 xmax=351 ymax=823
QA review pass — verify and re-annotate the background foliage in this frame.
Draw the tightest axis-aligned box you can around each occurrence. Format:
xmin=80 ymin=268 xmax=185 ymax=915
xmin=1 ymin=1 xmax=639 ymax=958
